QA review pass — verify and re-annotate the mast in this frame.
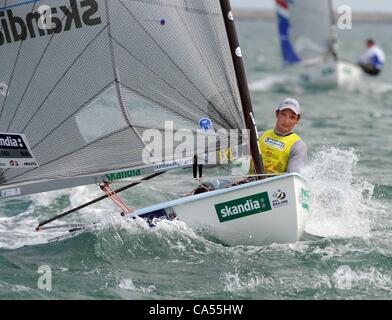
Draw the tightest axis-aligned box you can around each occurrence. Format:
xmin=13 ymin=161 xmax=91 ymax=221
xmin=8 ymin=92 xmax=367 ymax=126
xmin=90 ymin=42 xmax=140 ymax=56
xmin=219 ymin=0 xmax=264 ymax=177
xmin=328 ymin=0 xmax=338 ymax=60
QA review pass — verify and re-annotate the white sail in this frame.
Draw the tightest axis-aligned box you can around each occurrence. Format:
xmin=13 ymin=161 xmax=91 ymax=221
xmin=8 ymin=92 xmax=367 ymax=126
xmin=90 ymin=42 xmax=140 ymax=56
xmin=0 ymin=0 xmax=250 ymax=197
xmin=275 ymin=0 xmax=336 ymax=65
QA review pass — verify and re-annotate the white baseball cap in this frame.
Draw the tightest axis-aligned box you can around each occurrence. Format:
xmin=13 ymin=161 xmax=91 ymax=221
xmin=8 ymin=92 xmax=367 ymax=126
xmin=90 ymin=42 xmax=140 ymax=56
xmin=277 ymin=97 xmax=301 ymax=115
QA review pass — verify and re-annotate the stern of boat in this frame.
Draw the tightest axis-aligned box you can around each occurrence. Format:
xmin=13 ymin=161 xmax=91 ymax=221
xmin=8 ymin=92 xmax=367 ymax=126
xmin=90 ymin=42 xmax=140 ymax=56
xmin=337 ymin=61 xmax=362 ymax=90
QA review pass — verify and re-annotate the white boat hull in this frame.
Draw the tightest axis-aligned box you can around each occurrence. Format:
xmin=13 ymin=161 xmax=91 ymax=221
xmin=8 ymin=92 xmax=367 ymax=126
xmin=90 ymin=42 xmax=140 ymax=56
xmin=296 ymin=60 xmax=362 ymax=90
xmin=336 ymin=61 xmax=363 ymax=89
xmin=134 ymin=173 xmax=310 ymax=246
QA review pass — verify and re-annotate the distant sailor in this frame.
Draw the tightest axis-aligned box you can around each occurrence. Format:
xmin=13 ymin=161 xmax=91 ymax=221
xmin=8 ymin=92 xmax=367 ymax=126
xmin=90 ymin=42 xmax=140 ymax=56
xmin=357 ymin=39 xmax=385 ymax=76
xmin=250 ymin=97 xmax=307 ymax=175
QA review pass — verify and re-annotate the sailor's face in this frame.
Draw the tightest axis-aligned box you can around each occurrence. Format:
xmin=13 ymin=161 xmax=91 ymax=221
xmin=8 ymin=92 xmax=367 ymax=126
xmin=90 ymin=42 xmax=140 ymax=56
xmin=275 ymin=109 xmax=300 ymax=133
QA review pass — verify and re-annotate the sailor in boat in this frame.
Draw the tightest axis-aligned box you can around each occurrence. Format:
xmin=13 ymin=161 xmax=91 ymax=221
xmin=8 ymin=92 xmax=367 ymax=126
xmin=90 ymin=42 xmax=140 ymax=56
xmin=254 ymin=97 xmax=307 ymax=175
xmin=192 ymin=97 xmax=307 ymax=194
xmin=357 ymin=39 xmax=385 ymax=76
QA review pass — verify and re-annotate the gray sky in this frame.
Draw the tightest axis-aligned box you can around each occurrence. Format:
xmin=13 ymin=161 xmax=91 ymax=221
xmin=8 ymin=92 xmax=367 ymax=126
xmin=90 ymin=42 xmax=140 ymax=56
xmin=231 ymin=0 xmax=392 ymax=12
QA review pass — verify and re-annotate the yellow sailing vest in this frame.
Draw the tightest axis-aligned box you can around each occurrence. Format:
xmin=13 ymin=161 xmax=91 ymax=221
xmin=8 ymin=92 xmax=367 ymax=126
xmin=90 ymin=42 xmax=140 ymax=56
xmin=258 ymin=129 xmax=301 ymax=174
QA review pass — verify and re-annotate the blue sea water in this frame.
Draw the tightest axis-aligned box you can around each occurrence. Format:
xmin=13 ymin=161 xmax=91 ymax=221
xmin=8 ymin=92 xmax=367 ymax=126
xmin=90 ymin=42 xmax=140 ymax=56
xmin=1 ymin=18 xmax=392 ymax=300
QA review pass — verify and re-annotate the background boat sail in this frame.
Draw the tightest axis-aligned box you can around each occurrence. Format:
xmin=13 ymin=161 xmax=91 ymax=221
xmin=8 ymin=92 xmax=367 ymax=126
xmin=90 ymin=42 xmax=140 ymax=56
xmin=275 ymin=0 xmax=362 ymax=89
xmin=0 ymin=0 xmax=309 ymax=246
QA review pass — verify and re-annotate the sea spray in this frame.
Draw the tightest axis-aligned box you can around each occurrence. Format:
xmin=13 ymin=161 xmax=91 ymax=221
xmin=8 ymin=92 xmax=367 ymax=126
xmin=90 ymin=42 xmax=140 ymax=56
xmin=301 ymin=147 xmax=373 ymax=238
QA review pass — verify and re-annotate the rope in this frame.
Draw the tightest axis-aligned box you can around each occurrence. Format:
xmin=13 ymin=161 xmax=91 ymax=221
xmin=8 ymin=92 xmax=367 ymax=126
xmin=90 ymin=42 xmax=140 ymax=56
xmin=100 ymin=182 xmax=134 ymax=215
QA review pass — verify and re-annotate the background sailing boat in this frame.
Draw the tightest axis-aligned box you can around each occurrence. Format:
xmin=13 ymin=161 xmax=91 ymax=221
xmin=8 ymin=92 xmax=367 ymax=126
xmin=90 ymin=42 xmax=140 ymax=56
xmin=275 ymin=0 xmax=362 ymax=89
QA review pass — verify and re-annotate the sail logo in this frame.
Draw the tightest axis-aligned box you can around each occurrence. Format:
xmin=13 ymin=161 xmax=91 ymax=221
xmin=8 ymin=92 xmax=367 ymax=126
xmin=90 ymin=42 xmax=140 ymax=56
xmin=0 ymin=133 xmax=38 ymax=168
xmin=105 ymin=169 xmax=141 ymax=182
xmin=265 ymin=137 xmax=285 ymax=150
xmin=199 ymin=118 xmax=213 ymax=132
xmin=0 ymin=135 xmax=25 ymax=149
xmin=0 ymin=187 xmax=21 ymax=198
xmin=0 ymin=0 xmax=102 ymax=47
xmin=215 ymin=192 xmax=271 ymax=223
xmin=154 ymin=158 xmax=193 ymax=172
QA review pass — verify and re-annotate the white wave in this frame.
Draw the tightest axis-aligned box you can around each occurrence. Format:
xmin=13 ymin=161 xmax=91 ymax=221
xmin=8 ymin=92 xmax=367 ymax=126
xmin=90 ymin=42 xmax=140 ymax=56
xmin=11 ymin=285 xmax=32 ymax=292
xmin=68 ymin=185 xmax=120 ymax=223
xmin=332 ymin=265 xmax=392 ymax=292
xmin=222 ymin=271 xmax=274 ymax=293
xmin=302 ymin=147 xmax=373 ymax=238
xmin=249 ymin=74 xmax=303 ymax=93
xmin=358 ymin=80 xmax=392 ymax=95
xmin=31 ymin=189 xmax=71 ymax=207
xmin=310 ymin=243 xmax=369 ymax=262
xmin=0 ymin=185 xmax=120 ymax=250
xmin=119 ymin=278 xmax=156 ymax=294
xmin=0 ymin=206 xmax=49 ymax=250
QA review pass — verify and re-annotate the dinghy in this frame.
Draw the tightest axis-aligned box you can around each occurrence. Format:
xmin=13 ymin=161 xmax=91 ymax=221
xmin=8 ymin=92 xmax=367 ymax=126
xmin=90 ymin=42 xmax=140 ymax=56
xmin=134 ymin=173 xmax=310 ymax=246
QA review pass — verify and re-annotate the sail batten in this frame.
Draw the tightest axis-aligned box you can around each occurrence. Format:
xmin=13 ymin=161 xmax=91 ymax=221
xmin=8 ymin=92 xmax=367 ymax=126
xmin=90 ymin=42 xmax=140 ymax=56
xmin=110 ymin=36 xmax=232 ymax=129
xmin=19 ymin=26 xmax=110 ymax=135
xmin=5 ymin=3 xmax=109 ymax=132
xmin=112 ymin=1 xmax=237 ymax=128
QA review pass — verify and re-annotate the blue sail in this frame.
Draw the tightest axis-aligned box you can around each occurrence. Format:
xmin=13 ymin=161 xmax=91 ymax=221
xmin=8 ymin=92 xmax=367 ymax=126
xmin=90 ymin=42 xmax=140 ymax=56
xmin=276 ymin=12 xmax=300 ymax=65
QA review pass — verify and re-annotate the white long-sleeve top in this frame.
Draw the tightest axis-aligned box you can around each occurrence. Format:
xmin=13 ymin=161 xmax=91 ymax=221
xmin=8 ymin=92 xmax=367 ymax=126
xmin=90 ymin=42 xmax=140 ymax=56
xmin=357 ymin=45 xmax=385 ymax=70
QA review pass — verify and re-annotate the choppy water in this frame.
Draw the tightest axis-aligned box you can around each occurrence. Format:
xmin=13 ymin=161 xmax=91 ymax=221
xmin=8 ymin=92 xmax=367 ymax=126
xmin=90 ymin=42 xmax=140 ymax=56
xmin=1 ymin=19 xmax=392 ymax=300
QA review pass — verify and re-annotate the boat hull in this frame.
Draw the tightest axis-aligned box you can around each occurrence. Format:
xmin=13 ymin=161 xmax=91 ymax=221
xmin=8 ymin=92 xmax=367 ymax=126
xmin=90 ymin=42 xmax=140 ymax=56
xmin=134 ymin=173 xmax=310 ymax=246
xmin=295 ymin=60 xmax=362 ymax=90
xmin=336 ymin=61 xmax=363 ymax=89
